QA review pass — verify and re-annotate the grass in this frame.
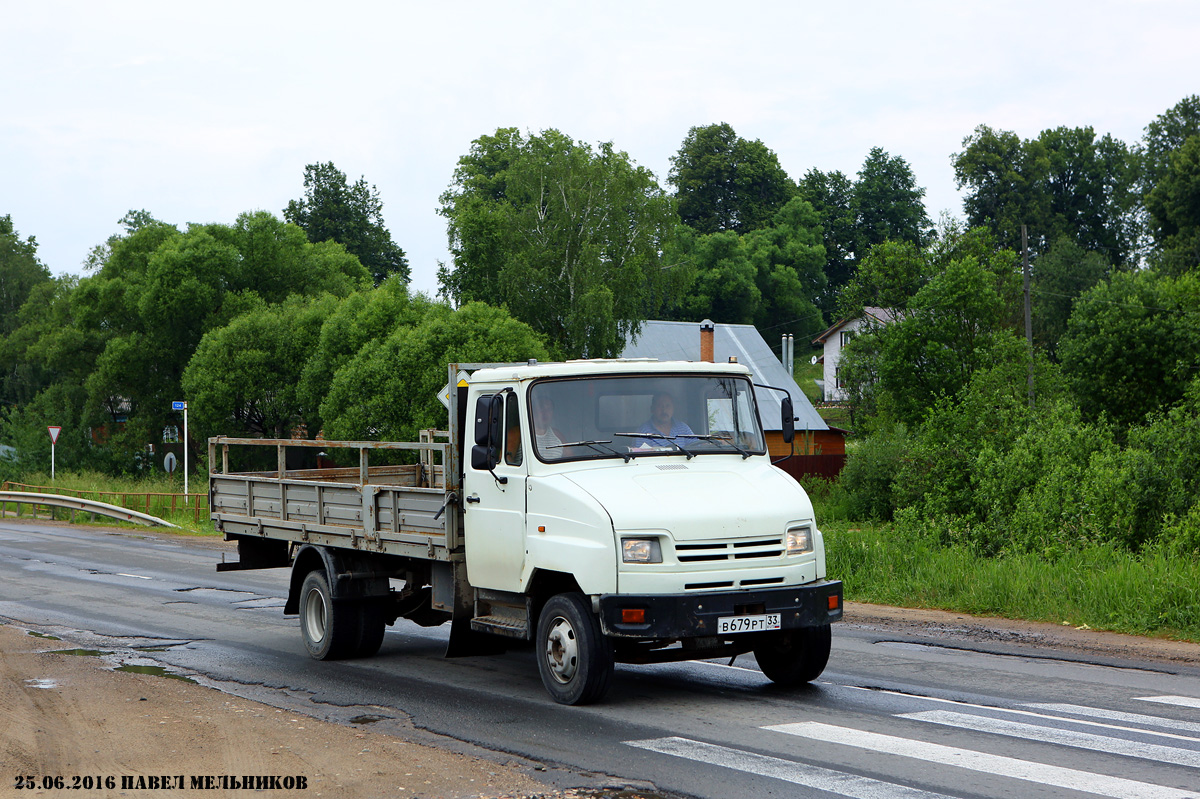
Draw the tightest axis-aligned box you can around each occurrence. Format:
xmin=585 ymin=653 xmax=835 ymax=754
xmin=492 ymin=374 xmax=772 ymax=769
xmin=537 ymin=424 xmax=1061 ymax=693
xmin=2 ymin=470 xmax=218 ymax=536
xmin=792 ymin=359 xmax=824 ymax=404
xmin=820 ymin=518 xmax=1200 ymax=643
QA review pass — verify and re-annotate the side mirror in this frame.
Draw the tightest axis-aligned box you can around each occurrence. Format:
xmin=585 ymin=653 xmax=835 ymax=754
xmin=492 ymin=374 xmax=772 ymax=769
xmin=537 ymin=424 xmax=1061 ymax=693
xmin=470 ymin=394 xmax=505 ymax=474
xmin=781 ymin=395 xmax=795 ymax=444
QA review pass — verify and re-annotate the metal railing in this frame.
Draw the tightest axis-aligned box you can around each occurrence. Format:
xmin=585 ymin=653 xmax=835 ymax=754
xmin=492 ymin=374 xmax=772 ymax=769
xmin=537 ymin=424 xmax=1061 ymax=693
xmin=0 ymin=481 xmax=208 ymax=522
xmin=0 ymin=490 xmax=179 ymax=528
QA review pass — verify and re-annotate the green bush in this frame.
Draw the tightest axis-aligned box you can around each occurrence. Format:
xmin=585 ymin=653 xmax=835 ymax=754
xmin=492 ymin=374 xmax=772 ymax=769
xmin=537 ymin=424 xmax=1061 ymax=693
xmin=839 ymin=422 xmax=910 ymax=521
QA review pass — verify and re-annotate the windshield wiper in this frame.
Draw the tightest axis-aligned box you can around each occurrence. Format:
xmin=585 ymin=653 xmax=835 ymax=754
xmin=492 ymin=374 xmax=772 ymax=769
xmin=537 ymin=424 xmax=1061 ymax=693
xmin=546 ymin=439 xmax=627 ymax=460
xmin=688 ymin=434 xmax=752 ymax=459
xmin=613 ymin=432 xmax=694 ymax=460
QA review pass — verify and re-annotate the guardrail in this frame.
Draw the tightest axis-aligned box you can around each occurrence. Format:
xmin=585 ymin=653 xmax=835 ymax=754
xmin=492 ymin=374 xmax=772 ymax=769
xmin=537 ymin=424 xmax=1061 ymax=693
xmin=0 ymin=491 xmax=179 ymax=528
xmin=0 ymin=481 xmax=208 ymax=521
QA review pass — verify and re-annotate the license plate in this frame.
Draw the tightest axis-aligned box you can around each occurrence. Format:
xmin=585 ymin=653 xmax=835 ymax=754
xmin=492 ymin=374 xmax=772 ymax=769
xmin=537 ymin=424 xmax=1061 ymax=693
xmin=717 ymin=613 xmax=781 ymax=634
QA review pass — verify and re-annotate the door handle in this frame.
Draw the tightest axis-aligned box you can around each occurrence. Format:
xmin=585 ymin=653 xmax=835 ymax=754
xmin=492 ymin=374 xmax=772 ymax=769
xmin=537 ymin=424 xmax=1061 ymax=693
xmin=465 ymin=494 xmax=481 ymax=504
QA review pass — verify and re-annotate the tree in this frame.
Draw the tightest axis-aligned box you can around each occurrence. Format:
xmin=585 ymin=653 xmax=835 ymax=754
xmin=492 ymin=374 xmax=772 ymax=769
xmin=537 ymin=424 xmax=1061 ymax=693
xmin=183 ymin=295 xmax=340 ymax=441
xmin=320 ymin=302 xmax=549 ymax=442
xmin=1145 ymin=134 xmax=1200 ymax=275
xmin=439 ymin=128 xmax=679 ymax=358
xmin=668 ymin=123 xmax=795 ymax=235
xmin=297 ymin=277 xmax=434 ymax=432
xmin=285 ymin=162 xmax=410 ymax=285
xmin=1059 ymin=270 xmax=1200 ymax=428
xmin=0 ymin=215 xmax=51 ymax=339
xmin=853 ymin=147 xmax=933 ymax=255
xmin=70 ymin=211 xmax=369 ymax=446
xmin=1141 ymin=95 xmax=1200 ymax=196
xmin=797 ymin=168 xmax=856 ymax=311
xmin=953 ymin=125 xmax=1138 ymax=265
xmin=1030 ymin=237 xmax=1111 ymax=357
xmin=0 ymin=216 xmax=54 ymax=406
xmin=659 ymin=197 xmax=826 ymax=337
xmin=838 ymin=227 xmax=1022 ymax=425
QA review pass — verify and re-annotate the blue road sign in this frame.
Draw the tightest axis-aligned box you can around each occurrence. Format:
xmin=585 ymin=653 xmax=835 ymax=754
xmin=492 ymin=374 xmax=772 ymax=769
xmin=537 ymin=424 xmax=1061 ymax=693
xmin=172 ymin=401 xmax=186 ymax=410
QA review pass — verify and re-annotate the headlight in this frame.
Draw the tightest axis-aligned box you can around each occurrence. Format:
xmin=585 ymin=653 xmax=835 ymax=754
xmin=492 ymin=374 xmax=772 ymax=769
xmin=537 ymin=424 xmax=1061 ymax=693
xmin=621 ymin=538 xmax=663 ymax=563
xmin=786 ymin=525 xmax=813 ymax=555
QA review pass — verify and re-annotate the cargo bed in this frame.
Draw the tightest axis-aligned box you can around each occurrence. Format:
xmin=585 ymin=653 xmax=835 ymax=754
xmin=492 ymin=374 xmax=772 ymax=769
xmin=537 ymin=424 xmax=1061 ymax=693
xmin=208 ymin=435 xmax=458 ymax=562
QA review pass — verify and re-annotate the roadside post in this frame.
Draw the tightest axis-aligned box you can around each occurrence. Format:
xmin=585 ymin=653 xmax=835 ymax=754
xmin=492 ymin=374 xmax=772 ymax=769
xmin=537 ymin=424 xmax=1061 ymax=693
xmin=47 ymin=426 xmax=62 ymax=481
xmin=172 ymin=401 xmax=188 ymax=501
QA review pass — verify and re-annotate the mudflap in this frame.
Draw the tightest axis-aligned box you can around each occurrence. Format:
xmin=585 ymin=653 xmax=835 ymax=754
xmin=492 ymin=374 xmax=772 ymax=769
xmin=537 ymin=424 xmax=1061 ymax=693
xmin=437 ymin=560 xmax=508 ymax=658
xmin=445 ymin=616 xmax=509 ymax=658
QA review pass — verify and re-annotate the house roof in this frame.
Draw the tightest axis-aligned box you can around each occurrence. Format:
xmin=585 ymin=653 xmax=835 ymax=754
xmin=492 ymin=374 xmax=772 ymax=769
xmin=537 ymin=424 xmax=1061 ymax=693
xmin=811 ymin=306 xmax=898 ymax=345
xmin=620 ymin=320 xmax=828 ymax=432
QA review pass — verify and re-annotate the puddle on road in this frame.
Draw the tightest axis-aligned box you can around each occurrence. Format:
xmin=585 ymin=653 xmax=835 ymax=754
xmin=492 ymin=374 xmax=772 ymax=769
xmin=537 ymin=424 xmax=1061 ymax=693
xmin=24 ymin=678 xmax=59 ymax=689
xmin=52 ymin=648 xmax=110 ymax=657
xmin=348 ymin=714 xmax=388 ymax=725
xmin=27 ymin=631 xmax=61 ymax=640
xmin=115 ymin=664 xmax=198 ymax=684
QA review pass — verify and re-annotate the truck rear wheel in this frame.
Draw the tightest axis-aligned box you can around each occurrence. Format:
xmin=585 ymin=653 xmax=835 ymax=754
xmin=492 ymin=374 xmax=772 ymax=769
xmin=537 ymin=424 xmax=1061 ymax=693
xmin=536 ymin=593 xmax=614 ymax=705
xmin=753 ymin=624 xmax=831 ymax=686
xmin=299 ymin=570 xmax=359 ymax=660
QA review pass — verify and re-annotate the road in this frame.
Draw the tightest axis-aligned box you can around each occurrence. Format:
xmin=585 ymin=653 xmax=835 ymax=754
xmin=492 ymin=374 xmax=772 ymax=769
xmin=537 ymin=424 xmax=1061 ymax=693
xmin=2 ymin=519 xmax=1198 ymax=799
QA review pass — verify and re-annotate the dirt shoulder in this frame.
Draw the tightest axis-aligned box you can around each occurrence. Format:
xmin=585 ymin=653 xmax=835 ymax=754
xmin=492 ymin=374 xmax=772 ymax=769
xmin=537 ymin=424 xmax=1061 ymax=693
xmin=843 ymin=601 xmax=1200 ymax=668
xmin=0 ymin=623 xmax=625 ymax=799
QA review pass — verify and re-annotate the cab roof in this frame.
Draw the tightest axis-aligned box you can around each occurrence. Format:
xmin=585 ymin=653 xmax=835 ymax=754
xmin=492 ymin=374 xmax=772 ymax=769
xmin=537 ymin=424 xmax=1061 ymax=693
xmin=466 ymin=358 xmax=752 ymax=384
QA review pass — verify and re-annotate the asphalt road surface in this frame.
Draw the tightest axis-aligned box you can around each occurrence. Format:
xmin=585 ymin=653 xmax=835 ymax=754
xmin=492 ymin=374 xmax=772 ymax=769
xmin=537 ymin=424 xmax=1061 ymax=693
xmin=2 ymin=519 xmax=1198 ymax=799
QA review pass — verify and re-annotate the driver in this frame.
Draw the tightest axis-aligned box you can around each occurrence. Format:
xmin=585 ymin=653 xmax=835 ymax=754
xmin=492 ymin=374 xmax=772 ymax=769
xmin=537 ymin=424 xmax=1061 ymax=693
xmin=636 ymin=392 xmax=695 ymax=446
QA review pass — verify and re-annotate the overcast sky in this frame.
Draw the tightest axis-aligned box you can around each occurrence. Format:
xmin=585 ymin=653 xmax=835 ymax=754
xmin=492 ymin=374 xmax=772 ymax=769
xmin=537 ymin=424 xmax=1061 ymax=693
xmin=4 ymin=1 xmax=1199 ymax=297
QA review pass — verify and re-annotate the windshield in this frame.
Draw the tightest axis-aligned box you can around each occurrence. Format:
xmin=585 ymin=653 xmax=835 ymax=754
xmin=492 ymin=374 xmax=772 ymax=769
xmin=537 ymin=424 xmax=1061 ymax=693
xmin=528 ymin=374 xmax=765 ymax=462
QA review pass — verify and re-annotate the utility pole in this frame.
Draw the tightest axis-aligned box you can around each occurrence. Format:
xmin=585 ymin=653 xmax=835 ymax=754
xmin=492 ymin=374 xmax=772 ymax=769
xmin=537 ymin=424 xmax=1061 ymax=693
xmin=1023 ymin=224 xmax=1034 ymax=409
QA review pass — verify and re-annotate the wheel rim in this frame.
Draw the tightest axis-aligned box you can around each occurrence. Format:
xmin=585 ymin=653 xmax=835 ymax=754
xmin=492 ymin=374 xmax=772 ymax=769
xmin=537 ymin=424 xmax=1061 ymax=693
xmin=303 ymin=586 xmax=327 ymax=644
xmin=543 ymin=615 xmax=579 ymax=684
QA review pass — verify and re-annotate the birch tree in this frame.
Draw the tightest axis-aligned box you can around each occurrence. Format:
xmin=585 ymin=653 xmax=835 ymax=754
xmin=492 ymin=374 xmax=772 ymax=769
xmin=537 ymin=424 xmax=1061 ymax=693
xmin=438 ymin=128 xmax=679 ymax=358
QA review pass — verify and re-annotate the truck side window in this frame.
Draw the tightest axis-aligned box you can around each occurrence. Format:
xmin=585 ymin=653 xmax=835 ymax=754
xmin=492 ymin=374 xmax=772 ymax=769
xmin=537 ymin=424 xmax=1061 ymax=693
xmin=504 ymin=392 xmax=522 ymax=466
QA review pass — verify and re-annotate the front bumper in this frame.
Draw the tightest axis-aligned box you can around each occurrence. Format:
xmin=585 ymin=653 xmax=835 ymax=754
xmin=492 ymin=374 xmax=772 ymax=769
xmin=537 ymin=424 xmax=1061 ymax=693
xmin=597 ymin=579 xmax=843 ymax=639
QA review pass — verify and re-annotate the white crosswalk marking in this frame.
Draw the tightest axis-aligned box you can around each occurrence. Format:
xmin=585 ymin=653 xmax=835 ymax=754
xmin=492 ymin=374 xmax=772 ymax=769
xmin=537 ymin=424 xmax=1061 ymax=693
xmin=1137 ymin=696 xmax=1200 ymax=710
xmin=1023 ymin=703 xmax=1200 ymax=736
xmin=767 ymin=721 xmax=1200 ymax=799
xmin=899 ymin=709 xmax=1200 ymax=768
xmin=625 ymin=737 xmax=957 ymax=799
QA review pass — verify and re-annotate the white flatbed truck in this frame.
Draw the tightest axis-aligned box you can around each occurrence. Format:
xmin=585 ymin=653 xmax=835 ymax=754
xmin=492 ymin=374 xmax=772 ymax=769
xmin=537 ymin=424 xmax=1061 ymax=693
xmin=209 ymin=359 xmax=842 ymax=704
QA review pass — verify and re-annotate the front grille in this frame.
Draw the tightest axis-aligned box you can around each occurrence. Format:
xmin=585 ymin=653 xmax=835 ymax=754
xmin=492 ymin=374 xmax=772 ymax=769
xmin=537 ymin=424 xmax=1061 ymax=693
xmin=675 ymin=536 xmax=784 ymax=562
xmin=740 ymin=576 xmax=785 ymax=587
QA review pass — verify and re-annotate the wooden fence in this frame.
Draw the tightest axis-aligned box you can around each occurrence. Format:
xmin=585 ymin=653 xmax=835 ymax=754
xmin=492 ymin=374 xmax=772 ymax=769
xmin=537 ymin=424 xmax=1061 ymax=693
xmin=775 ymin=454 xmax=848 ymax=483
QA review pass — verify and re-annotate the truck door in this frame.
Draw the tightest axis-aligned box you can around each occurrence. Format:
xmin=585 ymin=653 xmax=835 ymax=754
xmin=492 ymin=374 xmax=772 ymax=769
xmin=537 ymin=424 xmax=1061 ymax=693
xmin=463 ymin=389 xmax=527 ymax=591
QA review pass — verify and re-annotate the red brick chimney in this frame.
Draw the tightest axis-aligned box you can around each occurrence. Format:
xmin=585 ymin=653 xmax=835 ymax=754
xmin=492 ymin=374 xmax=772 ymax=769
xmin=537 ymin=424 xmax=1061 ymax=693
xmin=700 ymin=319 xmax=715 ymax=363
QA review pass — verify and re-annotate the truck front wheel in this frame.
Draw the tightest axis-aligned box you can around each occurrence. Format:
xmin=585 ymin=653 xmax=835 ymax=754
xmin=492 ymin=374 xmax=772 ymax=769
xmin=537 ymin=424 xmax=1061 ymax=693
xmin=753 ymin=624 xmax=832 ymax=686
xmin=536 ymin=593 xmax=614 ymax=705
xmin=299 ymin=570 xmax=359 ymax=660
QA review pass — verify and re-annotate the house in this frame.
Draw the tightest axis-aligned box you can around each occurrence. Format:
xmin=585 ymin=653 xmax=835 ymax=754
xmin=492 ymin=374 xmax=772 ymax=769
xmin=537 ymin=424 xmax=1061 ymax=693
xmin=811 ymin=307 xmax=897 ymax=402
xmin=620 ymin=320 xmax=846 ymax=478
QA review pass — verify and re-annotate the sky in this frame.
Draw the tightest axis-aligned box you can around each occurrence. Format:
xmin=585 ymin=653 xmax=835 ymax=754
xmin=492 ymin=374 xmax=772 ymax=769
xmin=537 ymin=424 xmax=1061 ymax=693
xmin=4 ymin=1 xmax=1200 ymax=298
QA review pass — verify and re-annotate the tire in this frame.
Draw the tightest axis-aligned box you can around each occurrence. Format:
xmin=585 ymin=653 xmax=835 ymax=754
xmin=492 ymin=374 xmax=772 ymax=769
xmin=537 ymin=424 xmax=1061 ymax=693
xmin=535 ymin=593 xmax=614 ymax=705
xmin=753 ymin=624 xmax=832 ymax=686
xmin=299 ymin=570 xmax=359 ymax=660
xmin=354 ymin=600 xmax=387 ymax=658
